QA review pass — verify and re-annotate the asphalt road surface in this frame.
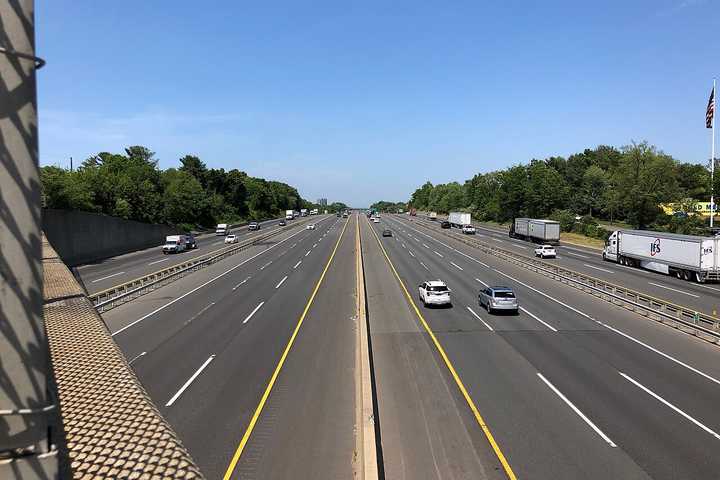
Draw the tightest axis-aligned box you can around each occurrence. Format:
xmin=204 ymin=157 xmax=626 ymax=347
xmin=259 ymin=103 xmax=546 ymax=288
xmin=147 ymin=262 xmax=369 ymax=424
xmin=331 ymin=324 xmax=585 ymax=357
xmin=98 ymin=211 xmax=720 ymax=479
xmin=77 ymin=216 xmax=305 ymax=293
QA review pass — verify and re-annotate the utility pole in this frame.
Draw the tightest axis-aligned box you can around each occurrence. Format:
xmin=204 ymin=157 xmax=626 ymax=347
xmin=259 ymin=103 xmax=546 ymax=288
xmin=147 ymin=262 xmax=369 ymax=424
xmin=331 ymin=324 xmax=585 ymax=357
xmin=0 ymin=1 xmax=59 ymax=478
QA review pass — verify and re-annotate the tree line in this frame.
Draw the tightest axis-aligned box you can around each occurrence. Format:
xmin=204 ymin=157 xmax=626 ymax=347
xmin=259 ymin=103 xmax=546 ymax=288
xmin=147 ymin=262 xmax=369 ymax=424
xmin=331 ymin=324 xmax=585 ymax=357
xmin=408 ymin=142 xmax=715 ymax=235
xmin=41 ymin=146 xmax=337 ymax=231
xmin=370 ymin=200 xmax=408 ymax=213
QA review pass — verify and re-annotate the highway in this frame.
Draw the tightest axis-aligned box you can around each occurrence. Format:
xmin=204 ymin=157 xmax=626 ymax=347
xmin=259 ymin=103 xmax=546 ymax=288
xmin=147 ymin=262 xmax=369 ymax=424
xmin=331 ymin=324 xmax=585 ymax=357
xmin=102 ymin=214 xmax=357 ymax=479
xmin=414 ymin=215 xmax=720 ymax=317
xmin=371 ymin=213 xmax=720 ymax=479
xmin=92 ymin=210 xmax=720 ymax=480
xmin=77 ymin=217 xmax=297 ymax=293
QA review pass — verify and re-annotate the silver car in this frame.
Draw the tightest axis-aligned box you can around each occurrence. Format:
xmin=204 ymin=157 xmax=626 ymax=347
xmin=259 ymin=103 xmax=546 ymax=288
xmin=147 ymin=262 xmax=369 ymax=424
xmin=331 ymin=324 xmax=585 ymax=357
xmin=478 ymin=286 xmax=518 ymax=314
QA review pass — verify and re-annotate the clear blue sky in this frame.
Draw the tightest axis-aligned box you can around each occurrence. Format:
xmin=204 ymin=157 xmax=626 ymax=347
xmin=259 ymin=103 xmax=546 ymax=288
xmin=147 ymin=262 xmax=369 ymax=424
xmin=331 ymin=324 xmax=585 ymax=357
xmin=37 ymin=0 xmax=719 ymax=207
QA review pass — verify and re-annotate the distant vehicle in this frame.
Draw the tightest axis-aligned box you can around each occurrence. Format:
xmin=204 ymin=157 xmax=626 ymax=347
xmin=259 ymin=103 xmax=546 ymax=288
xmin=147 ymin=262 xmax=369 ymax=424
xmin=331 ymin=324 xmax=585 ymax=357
xmin=603 ymin=229 xmax=720 ymax=283
xmin=382 ymin=229 xmax=392 ymax=237
xmin=448 ymin=212 xmax=471 ymax=227
xmin=301 ymin=209 xmax=308 ymax=217
xmin=418 ymin=280 xmax=452 ymax=307
xmin=215 ymin=223 xmax=229 ymax=236
xmin=279 ymin=220 xmax=287 ymax=226
xmin=185 ymin=233 xmax=198 ymax=249
xmin=373 ymin=217 xmax=380 ymax=223
xmin=342 ymin=211 xmax=348 ymax=218
xmin=248 ymin=222 xmax=260 ymax=231
xmin=162 ymin=235 xmax=187 ymax=254
xmin=478 ymin=286 xmax=519 ymax=314
xmin=225 ymin=234 xmax=238 ymax=244
xmin=462 ymin=225 xmax=476 ymax=234
xmin=440 ymin=221 xmax=451 ymax=229
xmin=337 ymin=212 xmax=341 ymax=217
xmin=409 ymin=208 xmax=417 ymax=216
xmin=286 ymin=210 xmax=294 ymax=220
xmin=509 ymin=218 xmax=560 ymax=244
xmin=306 ymin=224 xmax=316 ymax=230
xmin=429 ymin=212 xmax=437 ymax=221
xmin=534 ymin=245 xmax=556 ymax=259
xmin=310 ymin=208 xmax=319 ymax=215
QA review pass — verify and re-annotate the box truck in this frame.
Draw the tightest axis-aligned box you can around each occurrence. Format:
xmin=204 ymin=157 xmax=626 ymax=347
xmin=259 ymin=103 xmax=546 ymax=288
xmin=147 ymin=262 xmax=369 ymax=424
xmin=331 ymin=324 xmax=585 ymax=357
xmin=301 ymin=209 xmax=308 ymax=217
xmin=603 ymin=230 xmax=720 ymax=283
xmin=285 ymin=210 xmax=294 ymax=220
xmin=509 ymin=218 xmax=560 ymax=244
xmin=215 ymin=223 xmax=229 ymax=236
xmin=429 ymin=212 xmax=438 ymax=221
xmin=162 ymin=235 xmax=187 ymax=254
xmin=448 ymin=212 xmax=471 ymax=228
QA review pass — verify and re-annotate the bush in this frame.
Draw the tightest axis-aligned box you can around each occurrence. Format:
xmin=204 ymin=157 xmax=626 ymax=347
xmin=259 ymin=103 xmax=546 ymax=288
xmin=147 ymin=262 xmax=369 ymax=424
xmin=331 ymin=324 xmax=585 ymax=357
xmin=550 ymin=209 xmax=576 ymax=232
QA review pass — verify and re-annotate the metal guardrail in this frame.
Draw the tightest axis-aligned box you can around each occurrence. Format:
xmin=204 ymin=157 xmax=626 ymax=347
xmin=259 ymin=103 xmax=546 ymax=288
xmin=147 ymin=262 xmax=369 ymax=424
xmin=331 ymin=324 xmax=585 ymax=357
xmin=90 ymin=218 xmax=316 ymax=312
xmin=405 ymin=216 xmax=720 ymax=344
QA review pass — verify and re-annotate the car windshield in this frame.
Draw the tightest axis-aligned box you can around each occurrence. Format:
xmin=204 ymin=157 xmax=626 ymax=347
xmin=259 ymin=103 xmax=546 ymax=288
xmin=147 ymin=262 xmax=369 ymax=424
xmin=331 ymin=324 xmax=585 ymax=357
xmin=427 ymin=285 xmax=448 ymax=292
xmin=165 ymin=241 xmax=177 ymax=245
xmin=493 ymin=291 xmax=515 ymax=298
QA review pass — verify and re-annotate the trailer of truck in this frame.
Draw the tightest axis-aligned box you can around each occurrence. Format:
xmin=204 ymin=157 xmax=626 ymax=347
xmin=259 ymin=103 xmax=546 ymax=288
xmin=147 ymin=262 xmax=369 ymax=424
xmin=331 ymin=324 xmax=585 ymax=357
xmin=215 ymin=223 xmax=229 ymax=235
xmin=448 ymin=212 xmax=471 ymax=227
xmin=510 ymin=218 xmax=560 ymax=244
xmin=300 ymin=209 xmax=308 ymax=217
xmin=285 ymin=210 xmax=294 ymax=220
xmin=603 ymin=229 xmax=720 ymax=283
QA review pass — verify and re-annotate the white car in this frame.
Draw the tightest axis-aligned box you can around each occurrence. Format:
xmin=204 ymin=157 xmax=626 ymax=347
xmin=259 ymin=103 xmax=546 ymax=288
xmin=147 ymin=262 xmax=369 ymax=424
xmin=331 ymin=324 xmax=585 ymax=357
xmin=534 ymin=244 xmax=556 ymax=259
xmin=306 ymin=224 xmax=316 ymax=230
xmin=373 ymin=218 xmax=380 ymax=223
xmin=418 ymin=280 xmax=452 ymax=307
xmin=225 ymin=234 xmax=238 ymax=244
xmin=462 ymin=225 xmax=476 ymax=234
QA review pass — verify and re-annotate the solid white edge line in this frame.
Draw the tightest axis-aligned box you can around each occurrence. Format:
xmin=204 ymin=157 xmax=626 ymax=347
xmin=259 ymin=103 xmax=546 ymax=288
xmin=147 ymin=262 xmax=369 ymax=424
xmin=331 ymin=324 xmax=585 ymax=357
xmin=619 ymin=371 xmax=720 ymax=440
xmin=537 ymin=372 xmax=617 ymax=447
xmin=111 ymin=218 xmax=328 ymax=336
xmin=91 ymin=271 xmax=126 ymax=283
xmin=243 ymin=301 xmax=265 ymax=324
xmin=648 ymin=282 xmax=699 ymax=298
xmin=450 ymin=262 xmax=463 ymax=271
xmin=166 ymin=355 xmax=215 ymax=407
xmin=275 ymin=276 xmax=288 ymax=289
xmin=583 ymin=263 xmax=615 ymax=274
xmin=293 ymin=260 xmax=302 ymax=269
xmin=519 ymin=306 xmax=558 ymax=332
xmin=467 ymin=306 xmax=494 ymax=331
xmin=596 ymin=321 xmax=720 ymax=386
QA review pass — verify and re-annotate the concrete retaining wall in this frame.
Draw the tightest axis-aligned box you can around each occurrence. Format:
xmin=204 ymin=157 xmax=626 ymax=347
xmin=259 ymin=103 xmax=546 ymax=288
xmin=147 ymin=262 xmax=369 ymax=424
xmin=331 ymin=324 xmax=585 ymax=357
xmin=42 ymin=209 xmax=180 ymax=267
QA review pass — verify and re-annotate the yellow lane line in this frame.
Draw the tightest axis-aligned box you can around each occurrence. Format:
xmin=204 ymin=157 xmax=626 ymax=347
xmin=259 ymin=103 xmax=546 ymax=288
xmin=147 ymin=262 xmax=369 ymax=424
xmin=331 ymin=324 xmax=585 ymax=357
xmin=222 ymin=217 xmax=351 ymax=480
xmin=365 ymin=219 xmax=518 ymax=480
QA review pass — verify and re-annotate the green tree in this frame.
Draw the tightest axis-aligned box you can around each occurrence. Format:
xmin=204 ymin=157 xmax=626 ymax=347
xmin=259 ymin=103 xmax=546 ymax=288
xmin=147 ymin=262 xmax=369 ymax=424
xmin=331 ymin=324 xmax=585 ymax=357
xmin=580 ymin=165 xmax=608 ymax=217
xmin=161 ymin=169 xmax=205 ymax=225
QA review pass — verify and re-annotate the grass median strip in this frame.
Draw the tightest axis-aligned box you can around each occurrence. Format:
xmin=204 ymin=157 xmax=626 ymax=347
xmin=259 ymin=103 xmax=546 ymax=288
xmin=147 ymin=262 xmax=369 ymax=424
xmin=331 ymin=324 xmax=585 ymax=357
xmin=366 ymin=218 xmax=518 ymax=480
xmin=222 ymin=216 xmax=350 ymax=480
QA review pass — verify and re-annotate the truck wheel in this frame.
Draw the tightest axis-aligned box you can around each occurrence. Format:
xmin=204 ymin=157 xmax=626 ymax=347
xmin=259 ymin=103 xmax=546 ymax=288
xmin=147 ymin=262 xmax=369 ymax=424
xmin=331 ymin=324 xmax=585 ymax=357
xmin=696 ymin=272 xmax=706 ymax=283
xmin=683 ymin=270 xmax=692 ymax=281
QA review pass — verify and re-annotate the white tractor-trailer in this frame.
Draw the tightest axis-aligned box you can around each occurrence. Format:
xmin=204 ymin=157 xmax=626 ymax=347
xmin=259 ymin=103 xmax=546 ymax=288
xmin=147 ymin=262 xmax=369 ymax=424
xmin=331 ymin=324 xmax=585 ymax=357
xmin=603 ymin=229 xmax=720 ymax=283
xmin=448 ymin=212 xmax=471 ymax=228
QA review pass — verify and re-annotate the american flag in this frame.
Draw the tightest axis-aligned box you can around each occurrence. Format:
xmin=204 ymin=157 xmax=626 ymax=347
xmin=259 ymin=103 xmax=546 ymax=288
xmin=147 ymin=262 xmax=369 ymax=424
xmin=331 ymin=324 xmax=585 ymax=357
xmin=708 ymin=86 xmax=715 ymax=129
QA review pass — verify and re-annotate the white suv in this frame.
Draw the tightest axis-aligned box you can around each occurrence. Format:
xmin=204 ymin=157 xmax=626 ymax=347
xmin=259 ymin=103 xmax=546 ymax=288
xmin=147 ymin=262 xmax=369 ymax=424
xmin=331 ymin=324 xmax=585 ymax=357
xmin=462 ymin=225 xmax=476 ymax=234
xmin=418 ymin=280 xmax=452 ymax=307
xmin=534 ymin=244 xmax=556 ymax=259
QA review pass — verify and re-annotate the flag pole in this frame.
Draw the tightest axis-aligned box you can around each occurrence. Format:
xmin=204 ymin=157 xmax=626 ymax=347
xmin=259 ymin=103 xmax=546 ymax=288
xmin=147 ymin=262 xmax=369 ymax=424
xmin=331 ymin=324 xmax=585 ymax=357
xmin=712 ymin=78 xmax=716 ymax=229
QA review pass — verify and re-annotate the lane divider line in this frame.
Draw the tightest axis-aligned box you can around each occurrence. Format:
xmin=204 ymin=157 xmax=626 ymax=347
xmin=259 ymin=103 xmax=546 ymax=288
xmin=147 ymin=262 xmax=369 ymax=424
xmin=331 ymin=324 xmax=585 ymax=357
xmin=583 ymin=263 xmax=615 ymax=274
xmin=223 ymin=212 xmax=350 ymax=479
xmin=293 ymin=260 xmax=302 ymax=269
xmin=619 ymin=371 xmax=720 ymax=440
xmin=91 ymin=271 xmax=126 ymax=283
xmin=275 ymin=275 xmax=288 ymax=289
xmin=166 ymin=355 xmax=215 ymax=407
xmin=450 ymin=262 xmax=464 ymax=271
xmin=537 ymin=372 xmax=617 ymax=447
xmin=366 ymin=219 xmax=518 ymax=480
xmin=648 ymin=282 xmax=699 ymax=298
xmin=467 ymin=306 xmax=494 ymax=331
xmin=434 ymin=251 xmax=444 ymax=258
xmin=148 ymin=258 xmax=169 ymax=266
xmin=243 ymin=301 xmax=265 ymax=324
xmin=420 ymin=261 xmax=429 ymax=270
xmin=233 ymin=277 xmax=251 ymax=291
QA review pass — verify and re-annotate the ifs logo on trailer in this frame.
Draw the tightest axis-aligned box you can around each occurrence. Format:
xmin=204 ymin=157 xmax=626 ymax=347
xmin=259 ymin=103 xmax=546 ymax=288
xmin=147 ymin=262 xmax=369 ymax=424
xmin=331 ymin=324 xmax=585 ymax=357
xmin=650 ymin=238 xmax=661 ymax=256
